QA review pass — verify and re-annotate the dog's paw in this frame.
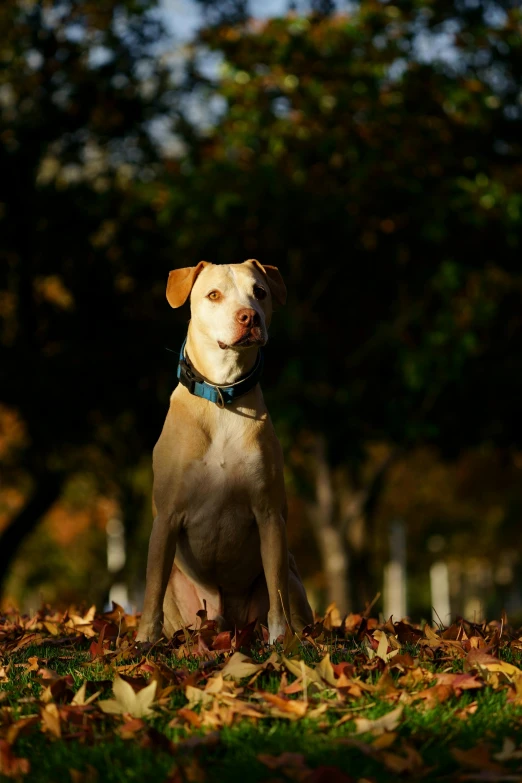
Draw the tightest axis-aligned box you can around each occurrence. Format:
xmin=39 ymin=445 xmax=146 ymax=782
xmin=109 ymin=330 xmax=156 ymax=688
xmin=135 ymin=622 xmax=162 ymax=644
xmin=268 ymin=614 xmax=288 ymax=644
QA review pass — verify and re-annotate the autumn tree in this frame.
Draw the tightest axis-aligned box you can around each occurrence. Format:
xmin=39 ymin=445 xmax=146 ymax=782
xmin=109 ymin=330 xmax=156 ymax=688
xmin=161 ymin=1 xmax=522 ymax=609
xmin=0 ymin=0 xmax=181 ymax=590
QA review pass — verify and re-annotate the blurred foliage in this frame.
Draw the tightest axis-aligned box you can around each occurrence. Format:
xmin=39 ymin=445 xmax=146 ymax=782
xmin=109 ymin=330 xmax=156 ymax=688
xmin=1 ymin=0 xmax=522 ymax=614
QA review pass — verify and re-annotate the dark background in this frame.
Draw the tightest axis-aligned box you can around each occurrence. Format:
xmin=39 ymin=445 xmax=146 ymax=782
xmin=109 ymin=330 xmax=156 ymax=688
xmin=1 ymin=0 xmax=521 ymax=623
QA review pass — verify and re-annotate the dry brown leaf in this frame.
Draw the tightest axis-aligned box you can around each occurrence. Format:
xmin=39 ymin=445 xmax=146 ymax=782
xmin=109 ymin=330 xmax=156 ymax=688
xmin=69 ymin=766 xmax=98 ymax=783
xmin=262 ymin=692 xmax=308 ymax=719
xmin=372 ymin=731 xmax=397 ymax=749
xmin=258 ymin=751 xmax=310 ymax=781
xmin=116 ymin=718 xmax=147 ymax=739
xmin=455 ymin=701 xmax=479 ymax=720
xmin=177 ymin=708 xmax=203 ymax=728
xmin=435 ymin=673 xmax=484 ymax=693
xmin=452 ymin=744 xmax=506 ymax=773
xmin=411 ymin=683 xmax=453 ymax=709
xmin=380 ymin=743 xmax=424 ymax=774
xmin=5 ymin=716 xmax=39 ymax=745
xmin=0 ymin=740 xmax=30 ymax=778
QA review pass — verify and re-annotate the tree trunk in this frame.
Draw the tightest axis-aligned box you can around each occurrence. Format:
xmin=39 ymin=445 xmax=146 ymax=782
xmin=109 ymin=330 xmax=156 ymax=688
xmin=309 ymin=435 xmax=350 ymax=612
xmin=0 ymin=472 xmax=64 ymax=592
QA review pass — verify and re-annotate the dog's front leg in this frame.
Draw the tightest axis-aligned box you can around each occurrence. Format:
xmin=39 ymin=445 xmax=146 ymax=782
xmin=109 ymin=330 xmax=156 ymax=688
xmin=136 ymin=515 xmax=177 ymax=643
xmin=257 ymin=513 xmax=292 ymax=642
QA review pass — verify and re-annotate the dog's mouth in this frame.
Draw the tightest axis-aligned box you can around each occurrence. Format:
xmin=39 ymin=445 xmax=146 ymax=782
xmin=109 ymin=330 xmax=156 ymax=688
xmin=218 ymin=329 xmax=265 ymax=350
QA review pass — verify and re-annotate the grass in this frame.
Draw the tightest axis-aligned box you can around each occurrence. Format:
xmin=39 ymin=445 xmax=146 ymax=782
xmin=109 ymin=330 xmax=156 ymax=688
xmin=3 ymin=612 xmax=522 ymax=782
xmin=9 ymin=688 xmax=522 ymax=782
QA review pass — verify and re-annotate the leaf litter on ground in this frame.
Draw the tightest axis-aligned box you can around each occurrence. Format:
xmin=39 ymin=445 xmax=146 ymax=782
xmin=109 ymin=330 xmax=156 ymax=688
xmin=3 ymin=603 xmax=522 ymax=779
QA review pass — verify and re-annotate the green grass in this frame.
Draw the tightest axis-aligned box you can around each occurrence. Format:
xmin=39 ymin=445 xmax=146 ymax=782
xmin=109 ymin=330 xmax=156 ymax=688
xmin=4 ymin=615 xmax=522 ymax=783
xmin=8 ymin=690 xmax=522 ymax=783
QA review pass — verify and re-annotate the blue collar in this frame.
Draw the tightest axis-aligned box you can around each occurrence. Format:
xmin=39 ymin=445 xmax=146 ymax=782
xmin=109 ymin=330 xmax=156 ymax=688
xmin=177 ymin=339 xmax=264 ymax=407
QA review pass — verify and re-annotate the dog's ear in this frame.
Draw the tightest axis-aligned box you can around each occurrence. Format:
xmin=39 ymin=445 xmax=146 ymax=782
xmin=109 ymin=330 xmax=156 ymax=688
xmin=247 ymin=259 xmax=287 ymax=306
xmin=166 ymin=261 xmax=209 ymax=308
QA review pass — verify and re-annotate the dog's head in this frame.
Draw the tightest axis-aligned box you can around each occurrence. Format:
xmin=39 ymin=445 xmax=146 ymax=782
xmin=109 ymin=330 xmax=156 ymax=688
xmin=166 ymin=260 xmax=286 ymax=350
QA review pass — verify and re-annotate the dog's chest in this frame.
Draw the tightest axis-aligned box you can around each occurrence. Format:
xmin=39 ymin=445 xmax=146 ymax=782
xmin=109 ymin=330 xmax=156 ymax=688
xmin=181 ymin=418 xmax=262 ymax=512
xmin=175 ymin=417 xmax=265 ymax=584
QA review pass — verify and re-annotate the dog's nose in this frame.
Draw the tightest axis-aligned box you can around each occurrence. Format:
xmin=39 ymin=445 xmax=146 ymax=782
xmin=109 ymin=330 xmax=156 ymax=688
xmin=235 ymin=308 xmax=259 ymax=328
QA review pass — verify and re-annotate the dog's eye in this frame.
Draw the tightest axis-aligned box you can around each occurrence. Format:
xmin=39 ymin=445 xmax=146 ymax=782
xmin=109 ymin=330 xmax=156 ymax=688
xmin=253 ymin=286 xmax=267 ymax=300
xmin=207 ymin=290 xmax=222 ymax=301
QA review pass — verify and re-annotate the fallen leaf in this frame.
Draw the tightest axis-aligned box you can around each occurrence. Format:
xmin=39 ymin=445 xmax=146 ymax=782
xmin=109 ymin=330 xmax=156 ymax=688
xmin=455 ymin=701 xmax=479 ymax=720
xmin=0 ymin=740 xmax=30 ymax=778
xmin=282 ymin=656 xmax=323 ymax=689
xmin=380 ymin=743 xmax=424 ymax=774
xmin=116 ymin=718 xmax=146 ymax=739
xmin=261 ymin=692 xmax=308 ymax=719
xmin=69 ymin=765 xmax=99 ymax=783
xmin=98 ymin=674 xmax=157 ymax=717
xmin=71 ymin=682 xmax=101 ymax=706
xmin=452 ymin=744 xmax=506 ymax=774
xmin=258 ymin=751 xmax=310 ymax=780
xmin=315 ymin=654 xmax=339 ymax=687
xmin=177 ymin=708 xmax=202 ymax=728
xmin=354 ymin=705 xmax=403 ymax=735
xmin=373 ymin=631 xmax=399 ymax=664
xmin=6 ymin=717 xmax=39 ymax=745
xmin=411 ymin=683 xmax=453 ymax=709
xmin=40 ymin=703 xmax=61 ymax=738
xmin=221 ymin=652 xmax=267 ymax=680
xmin=493 ymin=738 xmax=522 ymax=762
xmin=185 ymin=685 xmax=213 ymax=708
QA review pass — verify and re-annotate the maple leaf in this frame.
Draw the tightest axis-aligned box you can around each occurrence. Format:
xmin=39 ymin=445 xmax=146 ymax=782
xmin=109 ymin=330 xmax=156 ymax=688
xmin=354 ymin=705 xmax=404 ymax=735
xmin=71 ymin=682 xmax=101 ymax=706
xmin=282 ymin=656 xmax=323 ymax=691
xmin=493 ymin=738 xmax=522 ymax=762
xmin=40 ymin=703 xmax=61 ymax=739
xmin=451 ymin=744 xmax=506 ymax=774
xmin=221 ymin=651 xmax=279 ymax=681
xmin=98 ymin=674 xmax=157 ymax=718
xmin=261 ymin=692 xmax=308 ymax=719
xmin=373 ymin=631 xmax=399 ymax=664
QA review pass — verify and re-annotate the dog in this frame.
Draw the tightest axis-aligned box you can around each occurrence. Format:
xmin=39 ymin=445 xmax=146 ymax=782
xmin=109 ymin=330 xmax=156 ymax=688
xmin=136 ymin=259 xmax=313 ymax=643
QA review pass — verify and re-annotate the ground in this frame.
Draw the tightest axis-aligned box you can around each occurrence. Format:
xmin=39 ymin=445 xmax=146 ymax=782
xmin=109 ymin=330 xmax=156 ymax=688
xmin=1 ymin=604 xmax=522 ymax=782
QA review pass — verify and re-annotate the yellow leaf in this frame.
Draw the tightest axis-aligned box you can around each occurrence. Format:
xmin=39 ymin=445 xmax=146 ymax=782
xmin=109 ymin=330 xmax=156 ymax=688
xmin=185 ymin=685 xmax=213 ymax=709
xmin=354 ymin=705 xmax=404 ymax=736
xmin=479 ymin=660 xmax=522 ymax=681
xmin=205 ymin=674 xmax=224 ymax=694
xmin=282 ymin=656 xmax=322 ymax=688
xmin=41 ymin=703 xmax=61 ymax=738
xmin=315 ymin=654 xmax=337 ymax=687
xmin=374 ymin=631 xmax=399 ymax=663
xmin=221 ymin=652 xmax=279 ymax=681
xmin=71 ymin=683 xmax=101 ymax=707
xmin=99 ymin=675 xmax=157 ymax=718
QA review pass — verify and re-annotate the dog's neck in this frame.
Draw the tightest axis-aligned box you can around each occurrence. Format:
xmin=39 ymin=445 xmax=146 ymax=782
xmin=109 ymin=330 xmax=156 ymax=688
xmin=185 ymin=325 xmax=259 ymax=386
